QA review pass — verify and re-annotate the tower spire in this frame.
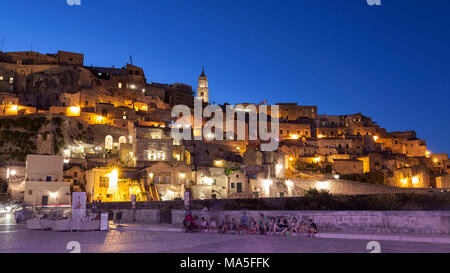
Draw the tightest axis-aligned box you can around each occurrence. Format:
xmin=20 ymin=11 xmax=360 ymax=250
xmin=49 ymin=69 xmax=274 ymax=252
xmin=200 ymin=66 xmax=206 ymax=77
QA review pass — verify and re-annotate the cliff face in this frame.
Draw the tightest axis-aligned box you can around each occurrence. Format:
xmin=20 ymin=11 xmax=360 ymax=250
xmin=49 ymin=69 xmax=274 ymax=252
xmin=0 ymin=114 xmax=93 ymax=163
xmin=21 ymin=66 xmax=95 ymax=109
xmin=0 ymin=62 xmax=96 ymax=109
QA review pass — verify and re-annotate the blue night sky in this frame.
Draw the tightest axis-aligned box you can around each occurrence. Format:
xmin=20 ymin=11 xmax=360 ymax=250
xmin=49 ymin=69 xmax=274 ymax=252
xmin=1 ymin=0 xmax=449 ymax=153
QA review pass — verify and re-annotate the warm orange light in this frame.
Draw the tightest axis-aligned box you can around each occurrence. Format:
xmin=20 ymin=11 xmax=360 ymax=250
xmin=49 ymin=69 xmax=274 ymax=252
xmin=96 ymin=115 xmax=104 ymax=123
xmin=68 ymin=106 xmax=80 ymax=116
xmin=289 ymin=157 xmax=294 ymax=161
xmin=412 ymin=176 xmax=419 ymax=184
xmin=425 ymin=151 xmax=431 ymax=158
xmin=433 ymin=158 xmax=438 ymax=163
xmin=290 ymin=134 xmax=299 ymax=140
xmin=10 ymin=105 xmax=18 ymax=111
xmin=373 ymin=136 xmax=379 ymax=142
xmin=318 ymin=134 xmax=324 ymax=139
xmin=313 ymin=157 xmax=321 ymax=163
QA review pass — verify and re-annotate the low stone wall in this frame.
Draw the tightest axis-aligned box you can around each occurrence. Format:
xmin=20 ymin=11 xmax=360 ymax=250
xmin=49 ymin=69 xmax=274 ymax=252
xmin=293 ymin=179 xmax=439 ymax=195
xmin=100 ymin=208 xmax=450 ymax=236
xmin=182 ymin=210 xmax=450 ymax=235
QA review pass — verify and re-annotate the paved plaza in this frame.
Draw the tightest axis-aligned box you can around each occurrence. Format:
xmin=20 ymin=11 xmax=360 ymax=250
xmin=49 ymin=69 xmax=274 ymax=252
xmin=1 ymin=213 xmax=449 ymax=253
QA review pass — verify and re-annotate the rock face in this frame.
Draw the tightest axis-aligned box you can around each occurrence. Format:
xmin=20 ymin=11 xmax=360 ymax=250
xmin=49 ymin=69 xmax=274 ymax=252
xmin=22 ymin=66 xmax=95 ymax=109
xmin=0 ymin=114 xmax=93 ymax=163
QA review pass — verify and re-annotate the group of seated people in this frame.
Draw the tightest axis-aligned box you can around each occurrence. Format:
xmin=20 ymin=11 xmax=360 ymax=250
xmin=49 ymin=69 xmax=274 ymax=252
xmin=183 ymin=212 xmax=318 ymax=238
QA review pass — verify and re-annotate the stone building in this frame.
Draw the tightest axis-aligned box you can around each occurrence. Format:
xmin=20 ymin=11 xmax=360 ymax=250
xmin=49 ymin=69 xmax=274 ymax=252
xmin=333 ymin=159 xmax=365 ymax=175
xmin=130 ymin=124 xmax=175 ymax=167
xmin=391 ymin=165 xmax=430 ymax=188
xmin=275 ymin=103 xmax=317 ymax=120
xmin=23 ymin=155 xmax=70 ymax=206
xmin=0 ymin=50 xmax=83 ymax=66
xmin=145 ymin=162 xmax=193 ymax=200
xmin=279 ymin=122 xmax=311 ymax=140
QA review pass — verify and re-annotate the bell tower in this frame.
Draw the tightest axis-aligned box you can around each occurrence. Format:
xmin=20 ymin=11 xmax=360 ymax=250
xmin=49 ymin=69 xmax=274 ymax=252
xmin=197 ymin=66 xmax=209 ymax=104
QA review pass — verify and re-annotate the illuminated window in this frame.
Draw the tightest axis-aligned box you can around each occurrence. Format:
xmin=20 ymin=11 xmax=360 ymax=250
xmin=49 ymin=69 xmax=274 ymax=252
xmin=0 ymin=76 xmax=3 ymax=81
xmin=118 ymin=136 xmax=126 ymax=145
xmin=9 ymin=77 xmax=14 ymax=84
xmin=118 ymin=82 xmax=122 ymax=88
xmin=105 ymin=135 xmax=113 ymax=150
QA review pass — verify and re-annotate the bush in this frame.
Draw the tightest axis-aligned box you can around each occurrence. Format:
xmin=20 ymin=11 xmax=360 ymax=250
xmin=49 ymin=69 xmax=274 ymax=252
xmin=341 ymin=172 xmax=385 ymax=185
xmin=294 ymin=161 xmax=321 ymax=172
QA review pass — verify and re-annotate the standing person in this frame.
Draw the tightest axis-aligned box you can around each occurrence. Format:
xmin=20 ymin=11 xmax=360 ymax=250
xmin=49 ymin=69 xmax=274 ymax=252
xmin=240 ymin=211 xmax=249 ymax=235
xmin=257 ymin=214 xmax=267 ymax=235
xmin=116 ymin=210 xmax=123 ymax=225
xmin=308 ymin=219 xmax=318 ymax=238
xmin=183 ymin=210 xmax=195 ymax=233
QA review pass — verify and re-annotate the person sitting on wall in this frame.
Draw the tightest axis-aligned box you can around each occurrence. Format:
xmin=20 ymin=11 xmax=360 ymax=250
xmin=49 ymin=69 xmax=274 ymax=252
xmin=207 ymin=218 xmax=217 ymax=233
xmin=199 ymin=217 xmax=207 ymax=232
xmin=193 ymin=215 xmax=200 ymax=230
xmin=230 ymin=218 xmax=238 ymax=234
xmin=290 ymin=217 xmax=299 ymax=237
xmin=257 ymin=214 xmax=268 ymax=235
xmin=248 ymin=218 xmax=257 ymax=234
xmin=276 ymin=216 xmax=289 ymax=236
xmin=299 ymin=221 xmax=308 ymax=237
xmin=268 ymin=217 xmax=276 ymax=236
xmin=308 ymin=219 xmax=318 ymax=238
xmin=219 ymin=215 xmax=230 ymax=234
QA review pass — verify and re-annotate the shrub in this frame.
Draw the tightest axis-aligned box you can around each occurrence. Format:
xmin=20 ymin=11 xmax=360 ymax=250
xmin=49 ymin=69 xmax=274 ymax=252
xmin=341 ymin=172 xmax=385 ymax=185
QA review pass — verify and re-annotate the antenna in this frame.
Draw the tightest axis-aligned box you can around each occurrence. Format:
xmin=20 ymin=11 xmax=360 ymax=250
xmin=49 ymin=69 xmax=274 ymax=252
xmin=129 ymin=55 xmax=133 ymax=65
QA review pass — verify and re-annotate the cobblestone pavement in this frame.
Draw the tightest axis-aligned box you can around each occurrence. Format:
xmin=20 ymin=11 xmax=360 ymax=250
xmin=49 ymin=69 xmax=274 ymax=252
xmin=1 ymin=213 xmax=449 ymax=253
xmin=0 ymin=226 xmax=449 ymax=253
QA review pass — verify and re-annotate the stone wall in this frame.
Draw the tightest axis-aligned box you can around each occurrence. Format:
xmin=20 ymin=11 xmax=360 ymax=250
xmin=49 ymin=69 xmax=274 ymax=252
xmin=99 ymin=208 xmax=450 ymax=235
xmin=292 ymin=179 xmax=435 ymax=195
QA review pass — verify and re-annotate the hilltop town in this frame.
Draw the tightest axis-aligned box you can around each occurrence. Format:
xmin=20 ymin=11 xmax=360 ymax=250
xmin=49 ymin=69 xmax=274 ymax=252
xmin=0 ymin=50 xmax=449 ymax=205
